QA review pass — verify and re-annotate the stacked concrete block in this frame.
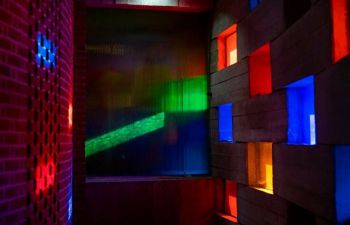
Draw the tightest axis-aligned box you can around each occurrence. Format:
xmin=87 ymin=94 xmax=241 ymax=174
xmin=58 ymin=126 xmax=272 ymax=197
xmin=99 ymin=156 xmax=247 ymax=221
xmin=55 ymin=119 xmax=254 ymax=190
xmin=210 ymin=0 xmax=350 ymax=224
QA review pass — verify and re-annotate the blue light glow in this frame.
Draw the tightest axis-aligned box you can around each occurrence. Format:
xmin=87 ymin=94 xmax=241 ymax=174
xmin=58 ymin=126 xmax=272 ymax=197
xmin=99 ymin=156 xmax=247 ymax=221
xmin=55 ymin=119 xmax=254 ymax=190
xmin=36 ymin=33 xmax=56 ymax=69
xmin=218 ymin=103 xmax=233 ymax=143
xmin=286 ymin=75 xmax=316 ymax=145
xmin=249 ymin=0 xmax=262 ymax=11
xmin=335 ymin=146 xmax=350 ymax=224
xmin=68 ymin=195 xmax=72 ymax=222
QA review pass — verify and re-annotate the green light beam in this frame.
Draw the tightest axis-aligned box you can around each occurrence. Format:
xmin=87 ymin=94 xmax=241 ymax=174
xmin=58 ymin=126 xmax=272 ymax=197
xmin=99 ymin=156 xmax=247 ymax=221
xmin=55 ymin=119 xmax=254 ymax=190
xmin=85 ymin=112 xmax=165 ymax=157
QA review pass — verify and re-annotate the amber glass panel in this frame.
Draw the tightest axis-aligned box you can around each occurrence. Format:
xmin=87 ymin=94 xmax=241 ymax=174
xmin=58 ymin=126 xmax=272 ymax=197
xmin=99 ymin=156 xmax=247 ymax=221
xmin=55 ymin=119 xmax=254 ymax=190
xmin=247 ymin=142 xmax=273 ymax=193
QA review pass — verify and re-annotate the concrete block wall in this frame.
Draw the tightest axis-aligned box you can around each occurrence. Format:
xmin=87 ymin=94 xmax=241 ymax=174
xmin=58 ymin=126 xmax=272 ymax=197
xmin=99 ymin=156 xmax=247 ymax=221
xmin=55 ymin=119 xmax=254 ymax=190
xmin=209 ymin=0 xmax=350 ymax=224
xmin=0 ymin=0 xmax=74 ymax=224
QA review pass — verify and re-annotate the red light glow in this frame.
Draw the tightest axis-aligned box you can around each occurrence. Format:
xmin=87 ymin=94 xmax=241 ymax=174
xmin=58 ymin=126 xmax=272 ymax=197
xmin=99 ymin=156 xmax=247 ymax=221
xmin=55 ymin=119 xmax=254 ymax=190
xmin=225 ymin=180 xmax=237 ymax=218
xmin=331 ymin=0 xmax=350 ymax=63
xmin=35 ymin=158 xmax=55 ymax=195
xmin=217 ymin=24 xmax=237 ymax=70
xmin=249 ymin=43 xmax=272 ymax=97
xmin=69 ymin=103 xmax=73 ymax=129
xmin=217 ymin=213 xmax=238 ymax=223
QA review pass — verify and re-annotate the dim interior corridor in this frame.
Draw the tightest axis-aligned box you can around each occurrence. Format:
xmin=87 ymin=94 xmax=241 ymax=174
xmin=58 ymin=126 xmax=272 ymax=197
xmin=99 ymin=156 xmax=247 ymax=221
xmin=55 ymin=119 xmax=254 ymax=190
xmin=1 ymin=0 xmax=350 ymax=225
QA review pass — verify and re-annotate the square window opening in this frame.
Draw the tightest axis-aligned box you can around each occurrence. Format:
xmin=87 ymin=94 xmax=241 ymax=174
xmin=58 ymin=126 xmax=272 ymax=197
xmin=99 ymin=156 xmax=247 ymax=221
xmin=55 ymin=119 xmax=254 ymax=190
xmin=224 ymin=180 xmax=238 ymax=218
xmin=218 ymin=103 xmax=233 ymax=143
xmin=247 ymin=142 xmax=273 ymax=194
xmin=286 ymin=75 xmax=316 ymax=145
xmin=331 ymin=0 xmax=350 ymax=63
xmin=334 ymin=146 xmax=350 ymax=224
xmin=249 ymin=0 xmax=263 ymax=12
xmin=249 ymin=43 xmax=272 ymax=97
xmin=217 ymin=179 xmax=238 ymax=223
xmin=217 ymin=24 xmax=237 ymax=70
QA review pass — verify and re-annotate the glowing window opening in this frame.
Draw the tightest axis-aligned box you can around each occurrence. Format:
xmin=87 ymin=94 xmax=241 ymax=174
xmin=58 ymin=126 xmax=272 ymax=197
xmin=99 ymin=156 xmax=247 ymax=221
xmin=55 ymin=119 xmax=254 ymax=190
xmin=249 ymin=43 xmax=272 ymax=97
xmin=225 ymin=180 xmax=238 ymax=218
xmin=247 ymin=142 xmax=273 ymax=194
xmin=330 ymin=0 xmax=350 ymax=63
xmin=335 ymin=145 xmax=350 ymax=224
xmin=249 ymin=0 xmax=262 ymax=11
xmin=217 ymin=24 xmax=237 ymax=70
xmin=286 ymin=75 xmax=316 ymax=145
xmin=218 ymin=103 xmax=233 ymax=143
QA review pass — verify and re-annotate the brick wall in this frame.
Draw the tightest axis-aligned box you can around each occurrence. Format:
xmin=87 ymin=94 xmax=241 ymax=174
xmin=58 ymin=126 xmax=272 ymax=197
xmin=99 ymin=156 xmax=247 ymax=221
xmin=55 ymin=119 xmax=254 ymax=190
xmin=209 ymin=0 xmax=350 ymax=224
xmin=0 ymin=0 xmax=74 ymax=224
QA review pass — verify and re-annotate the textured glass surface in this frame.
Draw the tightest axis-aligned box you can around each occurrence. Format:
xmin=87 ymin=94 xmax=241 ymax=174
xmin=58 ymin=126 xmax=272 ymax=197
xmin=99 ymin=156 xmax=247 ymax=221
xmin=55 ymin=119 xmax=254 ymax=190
xmin=86 ymin=9 xmax=209 ymax=176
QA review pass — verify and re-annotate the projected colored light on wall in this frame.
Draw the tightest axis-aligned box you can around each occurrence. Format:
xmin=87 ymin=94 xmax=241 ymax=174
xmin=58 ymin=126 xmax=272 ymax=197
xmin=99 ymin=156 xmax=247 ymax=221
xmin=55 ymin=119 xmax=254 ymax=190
xmin=218 ymin=103 xmax=233 ymax=143
xmin=36 ymin=33 xmax=57 ymax=69
xmin=331 ymin=0 xmax=350 ymax=63
xmin=286 ymin=75 xmax=316 ymax=145
xmin=35 ymin=159 xmax=55 ymax=195
xmin=162 ymin=75 xmax=208 ymax=113
xmin=249 ymin=0 xmax=262 ymax=11
xmin=218 ymin=24 xmax=237 ymax=70
xmin=335 ymin=146 xmax=350 ymax=225
xmin=247 ymin=142 xmax=273 ymax=194
xmin=249 ymin=43 xmax=272 ymax=97
xmin=85 ymin=112 xmax=165 ymax=157
xmin=86 ymin=10 xmax=209 ymax=176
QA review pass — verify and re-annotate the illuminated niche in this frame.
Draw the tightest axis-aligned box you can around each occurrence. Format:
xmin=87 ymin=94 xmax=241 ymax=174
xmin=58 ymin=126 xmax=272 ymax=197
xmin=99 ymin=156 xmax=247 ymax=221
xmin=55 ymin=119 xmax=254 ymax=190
xmin=225 ymin=180 xmax=238 ymax=221
xmin=286 ymin=75 xmax=316 ymax=145
xmin=218 ymin=103 xmax=233 ymax=143
xmin=335 ymin=146 xmax=350 ymax=224
xmin=247 ymin=142 xmax=273 ymax=194
xmin=249 ymin=43 xmax=272 ymax=97
xmin=249 ymin=0 xmax=262 ymax=11
xmin=217 ymin=24 xmax=237 ymax=70
xmin=330 ymin=0 xmax=350 ymax=63
xmin=217 ymin=179 xmax=238 ymax=222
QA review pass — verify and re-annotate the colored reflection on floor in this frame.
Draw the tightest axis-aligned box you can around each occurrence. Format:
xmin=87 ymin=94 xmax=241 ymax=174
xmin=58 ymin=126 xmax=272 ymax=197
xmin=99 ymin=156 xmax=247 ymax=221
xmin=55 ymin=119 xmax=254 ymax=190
xmin=86 ymin=112 xmax=165 ymax=157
